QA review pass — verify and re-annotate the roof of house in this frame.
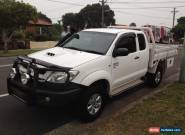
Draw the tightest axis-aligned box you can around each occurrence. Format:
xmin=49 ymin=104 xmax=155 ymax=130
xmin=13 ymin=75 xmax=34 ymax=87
xmin=28 ymin=18 xmax=52 ymax=26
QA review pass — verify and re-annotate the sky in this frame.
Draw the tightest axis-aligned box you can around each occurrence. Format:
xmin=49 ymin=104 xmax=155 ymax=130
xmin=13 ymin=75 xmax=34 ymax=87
xmin=19 ymin=0 xmax=185 ymax=28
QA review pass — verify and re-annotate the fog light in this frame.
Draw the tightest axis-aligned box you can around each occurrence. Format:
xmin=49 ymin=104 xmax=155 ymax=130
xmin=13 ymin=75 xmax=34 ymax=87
xmin=10 ymin=68 xmax=16 ymax=79
xmin=20 ymin=73 xmax=30 ymax=85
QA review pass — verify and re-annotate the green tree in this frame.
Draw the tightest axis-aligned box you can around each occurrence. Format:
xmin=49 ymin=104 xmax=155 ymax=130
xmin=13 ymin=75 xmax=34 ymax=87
xmin=172 ymin=16 xmax=185 ymax=41
xmin=62 ymin=3 xmax=115 ymax=30
xmin=129 ymin=22 xmax=137 ymax=27
xmin=50 ymin=23 xmax=62 ymax=40
xmin=62 ymin=13 xmax=79 ymax=31
xmin=0 ymin=0 xmax=37 ymax=52
xmin=178 ymin=17 xmax=185 ymax=25
xmin=79 ymin=3 xmax=115 ymax=28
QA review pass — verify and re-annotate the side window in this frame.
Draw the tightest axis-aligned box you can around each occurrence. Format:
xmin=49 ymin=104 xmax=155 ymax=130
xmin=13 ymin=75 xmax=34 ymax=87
xmin=116 ymin=35 xmax=136 ymax=53
xmin=137 ymin=34 xmax=146 ymax=50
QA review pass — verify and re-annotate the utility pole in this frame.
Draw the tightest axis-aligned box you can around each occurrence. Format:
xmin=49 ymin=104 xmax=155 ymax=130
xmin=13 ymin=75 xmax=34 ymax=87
xmin=179 ymin=34 xmax=185 ymax=83
xmin=100 ymin=0 xmax=106 ymax=28
xmin=171 ymin=8 xmax=179 ymax=28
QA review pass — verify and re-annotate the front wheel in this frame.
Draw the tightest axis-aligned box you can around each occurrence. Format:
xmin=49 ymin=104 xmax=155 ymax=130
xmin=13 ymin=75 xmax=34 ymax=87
xmin=146 ymin=67 xmax=163 ymax=88
xmin=79 ymin=85 xmax=105 ymax=122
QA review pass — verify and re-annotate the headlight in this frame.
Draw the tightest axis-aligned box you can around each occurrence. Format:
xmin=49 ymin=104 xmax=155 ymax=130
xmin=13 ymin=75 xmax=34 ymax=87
xmin=47 ymin=72 xmax=68 ymax=83
xmin=69 ymin=70 xmax=79 ymax=81
xmin=18 ymin=64 xmax=34 ymax=76
xmin=20 ymin=73 xmax=30 ymax=85
xmin=9 ymin=68 xmax=16 ymax=79
xmin=18 ymin=64 xmax=27 ymax=74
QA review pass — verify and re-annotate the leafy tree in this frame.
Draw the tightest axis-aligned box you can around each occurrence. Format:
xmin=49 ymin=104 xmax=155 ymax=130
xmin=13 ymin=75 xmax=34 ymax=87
xmin=62 ymin=13 xmax=79 ymax=30
xmin=129 ymin=22 xmax=137 ymax=27
xmin=172 ymin=16 xmax=185 ymax=40
xmin=79 ymin=3 xmax=115 ymax=28
xmin=104 ymin=8 xmax=115 ymax=26
xmin=0 ymin=0 xmax=37 ymax=52
xmin=50 ymin=23 xmax=62 ymax=40
xmin=177 ymin=16 xmax=185 ymax=25
xmin=62 ymin=3 xmax=115 ymax=30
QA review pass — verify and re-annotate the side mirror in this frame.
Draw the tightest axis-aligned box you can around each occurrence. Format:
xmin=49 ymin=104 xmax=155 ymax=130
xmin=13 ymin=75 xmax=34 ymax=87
xmin=113 ymin=48 xmax=129 ymax=57
xmin=73 ymin=34 xmax=80 ymax=39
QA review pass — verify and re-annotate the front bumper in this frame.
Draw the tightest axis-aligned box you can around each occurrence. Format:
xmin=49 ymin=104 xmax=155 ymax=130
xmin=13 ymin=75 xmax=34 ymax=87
xmin=7 ymin=56 xmax=85 ymax=106
xmin=7 ymin=78 xmax=85 ymax=106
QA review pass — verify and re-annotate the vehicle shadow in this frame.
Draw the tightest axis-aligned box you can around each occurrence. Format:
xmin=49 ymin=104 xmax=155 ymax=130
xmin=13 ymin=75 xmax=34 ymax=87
xmin=100 ymin=83 xmax=166 ymax=120
xmin=0 ymin=96 xmax=79 ymax=135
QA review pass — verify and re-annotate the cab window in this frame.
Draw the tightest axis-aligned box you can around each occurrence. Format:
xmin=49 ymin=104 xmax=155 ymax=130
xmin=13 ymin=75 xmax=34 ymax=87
xmin=137 ymin=34 xmax=146 ymax=50
xmin=116 ymin=34 xmax=136 ymax=54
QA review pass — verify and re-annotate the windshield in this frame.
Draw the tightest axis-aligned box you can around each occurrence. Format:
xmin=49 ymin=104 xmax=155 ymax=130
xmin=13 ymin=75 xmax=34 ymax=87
xmin=59 ymin=31 xmax=116 ymax=55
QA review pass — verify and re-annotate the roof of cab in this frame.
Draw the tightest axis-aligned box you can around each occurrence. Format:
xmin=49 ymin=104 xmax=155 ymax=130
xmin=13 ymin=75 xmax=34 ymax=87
xmin=83 ymin=28 xmax=142 ymax=34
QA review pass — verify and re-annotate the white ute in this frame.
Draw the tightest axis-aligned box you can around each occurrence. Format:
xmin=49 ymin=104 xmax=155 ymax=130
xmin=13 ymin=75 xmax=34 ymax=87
xmin=7 ymin=27 xmax=178 ymax=121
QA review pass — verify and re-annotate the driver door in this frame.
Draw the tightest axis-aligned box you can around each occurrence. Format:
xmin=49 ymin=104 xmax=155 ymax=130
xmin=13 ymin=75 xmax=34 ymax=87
xmin=111 ymin=33 xmax=140 ymax=93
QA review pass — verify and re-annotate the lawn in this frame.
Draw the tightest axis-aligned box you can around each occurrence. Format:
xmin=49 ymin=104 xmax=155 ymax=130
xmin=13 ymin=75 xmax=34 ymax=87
xmin=86 ymin=83 xmax=185 ymax=135
xmin=0 ymin=49 xmax=41 ymax=57
xmin=48 ymin=83 xmax=185 ymax=135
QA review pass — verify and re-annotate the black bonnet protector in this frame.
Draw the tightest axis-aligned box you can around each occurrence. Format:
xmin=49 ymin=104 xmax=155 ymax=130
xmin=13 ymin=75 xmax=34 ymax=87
xmin=16 ymin=56 xmax=71 ymax=71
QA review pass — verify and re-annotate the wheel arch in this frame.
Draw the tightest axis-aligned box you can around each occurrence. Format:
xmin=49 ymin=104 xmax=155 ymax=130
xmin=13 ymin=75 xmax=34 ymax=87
xmin=80 ymin=70 xmax=111 ymax=97
xmin=148 ymin=59 xmax=166 ymax=74
xmin=158 ymin=59 xmax=166 ymax=74
xmin=89 ymin=79 xmax=110 ymax=97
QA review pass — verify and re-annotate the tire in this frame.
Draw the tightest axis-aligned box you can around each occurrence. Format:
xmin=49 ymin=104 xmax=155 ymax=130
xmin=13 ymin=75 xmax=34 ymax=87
xmin=25 ymin=100 xmax=36 ymax=107
xmin=79 ymin=85 xmax=105 ymax=122
xmin=147 ymin=66 xmax=163 ymax=88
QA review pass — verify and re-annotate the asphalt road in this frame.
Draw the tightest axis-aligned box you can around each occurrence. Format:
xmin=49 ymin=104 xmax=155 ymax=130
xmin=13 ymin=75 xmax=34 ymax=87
xmin=0 ymin=57 xmax=15 ymax=95
xmin=0 ymin=52 xmax=181 ymax=135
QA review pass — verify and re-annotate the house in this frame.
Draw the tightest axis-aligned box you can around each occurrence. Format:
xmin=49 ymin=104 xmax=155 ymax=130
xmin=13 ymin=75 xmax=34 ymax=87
xmin=0 ymin=16 xmax=52 ymax=50
xmin=26 ymin=18 xmax=52 ymax=35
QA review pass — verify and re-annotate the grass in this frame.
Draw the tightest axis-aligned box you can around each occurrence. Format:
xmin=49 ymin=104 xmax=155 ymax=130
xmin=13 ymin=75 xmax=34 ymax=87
xmin=84 ymin=83 xmax=185 ymax=135
xmin=46 ymin=83 xmax=185 ymax=135
xmin=0 ymin=49 xmax=41 ymax=57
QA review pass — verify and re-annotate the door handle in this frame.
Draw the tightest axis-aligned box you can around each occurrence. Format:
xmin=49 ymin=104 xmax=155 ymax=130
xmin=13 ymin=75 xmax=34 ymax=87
xmin=113 ymin=62 xmax=119 ymax=68
xmin=134 ymin=56 xmax=140 ymax=60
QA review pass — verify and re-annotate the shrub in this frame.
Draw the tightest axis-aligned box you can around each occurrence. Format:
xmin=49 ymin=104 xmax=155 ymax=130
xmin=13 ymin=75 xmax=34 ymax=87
xmin=34 ymin=34 xmax=51 ymax=41
xmin=12 ymin=30 xmax=26 ymax=40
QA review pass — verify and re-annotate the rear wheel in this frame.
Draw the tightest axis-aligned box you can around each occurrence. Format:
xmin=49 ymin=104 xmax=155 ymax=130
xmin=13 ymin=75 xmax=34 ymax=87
xmin=147 ymin=66 xmax=163 ymax=88
xmin=25 ymin=101 xmax=35 ymax=107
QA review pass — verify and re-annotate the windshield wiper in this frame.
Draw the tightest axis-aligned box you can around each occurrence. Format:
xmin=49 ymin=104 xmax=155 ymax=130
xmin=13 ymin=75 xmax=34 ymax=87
xmin=63 ymin=46 xmax=82 ymax=51
xmin=82 ymin=50 xmax=103 ymax=55
xmin=63 ymin=47 xmax=103 ymax=55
